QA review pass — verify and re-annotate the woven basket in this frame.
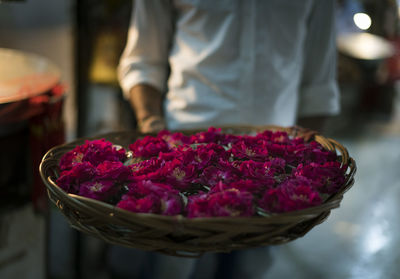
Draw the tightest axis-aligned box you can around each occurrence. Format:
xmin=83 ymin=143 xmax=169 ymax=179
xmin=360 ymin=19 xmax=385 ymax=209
xmin=39 ymin=126 xmax=356 ymax=257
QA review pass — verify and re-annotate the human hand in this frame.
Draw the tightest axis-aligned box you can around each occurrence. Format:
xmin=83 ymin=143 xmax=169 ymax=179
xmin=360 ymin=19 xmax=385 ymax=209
xmin=137 ymin=114 xmax=166 ymax=133
xmin=129 ymin=84 xmax=165 ymax=133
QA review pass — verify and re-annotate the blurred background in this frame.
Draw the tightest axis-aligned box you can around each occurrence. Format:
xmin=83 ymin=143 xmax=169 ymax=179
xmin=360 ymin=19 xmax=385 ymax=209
xmin=0 ymin=0 xmax=400 ymax=278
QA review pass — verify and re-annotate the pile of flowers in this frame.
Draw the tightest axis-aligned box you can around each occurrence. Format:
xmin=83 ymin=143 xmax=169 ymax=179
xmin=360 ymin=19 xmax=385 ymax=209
xmin=56 ymin=127 xmax=347 ymax=218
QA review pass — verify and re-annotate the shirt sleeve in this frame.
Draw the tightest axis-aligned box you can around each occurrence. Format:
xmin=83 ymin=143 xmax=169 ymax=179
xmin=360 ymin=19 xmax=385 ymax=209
xmin=118 ymin=0 xmax=174 ymax=98
xmin=298 ymin=0 xmax=340 ymax=117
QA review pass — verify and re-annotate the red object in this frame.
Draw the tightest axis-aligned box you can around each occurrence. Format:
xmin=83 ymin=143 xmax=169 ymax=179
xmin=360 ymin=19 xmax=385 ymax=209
xmin=386 ymin=37 xmax=400 ymax=81
xmin=29 ymin=85 xmax=66 ymax=212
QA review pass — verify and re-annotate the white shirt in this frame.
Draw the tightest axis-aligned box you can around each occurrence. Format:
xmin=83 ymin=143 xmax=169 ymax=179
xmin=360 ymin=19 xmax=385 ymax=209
xmin=118 ymin=0 xmax=340 ymax=131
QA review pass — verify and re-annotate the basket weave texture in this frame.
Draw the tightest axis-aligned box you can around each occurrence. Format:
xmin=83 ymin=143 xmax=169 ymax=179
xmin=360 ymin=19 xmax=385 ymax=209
xmin=40 ymin=126 xmax=356 ymax=257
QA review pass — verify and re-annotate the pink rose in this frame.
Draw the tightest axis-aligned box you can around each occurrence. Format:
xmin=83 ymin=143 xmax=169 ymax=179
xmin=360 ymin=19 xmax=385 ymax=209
xmin=119 ymin=180 xmax=183 ymax=215
xmin=259 ymin=177 xmax=322 ymax=213
xmin=79 ymin=179 xmax=118 ymax=201
xmin=57 ymin=162 xmax=96 ymax=193
xmin=187 ymin=189 xmax=254 ymax=218
xmin=294 ymin=161 xmax=346 ymax=194
xmin=59 ymin=139 xmax=126 ymax=170
xmin=129 ymin=136 xmax=170 ymax=158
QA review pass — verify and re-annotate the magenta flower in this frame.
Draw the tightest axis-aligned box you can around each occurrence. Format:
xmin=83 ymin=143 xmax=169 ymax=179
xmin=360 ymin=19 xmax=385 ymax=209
xmin=185 ymin=193 xmax=209 ymax=218
xmin=230 ymin=139 xmax=269 ymax=161
xmin=157 ymin=143 xmax=230 ymax=175
xmin=57 ymin=162 xmax=96 ymax=193
xmin=128 ymin=157 xmax=165 ymax=182
xmin=117 ymin=194 xmax=161 ymax=214
xmin=57 ymin=127 xmax=346 ymax=217
xmin=256 ymin=130 xmax=291 ymax=143
xmin=160 ymin=194 xmax=183 ymax=215
xmin=127 ymin=180 xmax=175 ymax=197
xmin=96 ymin=161 xmax=132 ymax=181
xmin=187 ymin=189 xmax=254 ymax=218
xmin=119 ymin=180 xmax=183 ymax=215
xmin=191 ymin=127 xmax=223 ymax=144
xmin=294 ymin=162 xmax=346 ymax=194
xmin=78 ymin=179 xmax=118 ymax=201
xmin=265 ymin=158 xmax=287 ymax=175
xmin=211 ymin=180 xmax=270 ymax=196
xmin=259 ymin=177 xmax=322 ymax=213
xmin=265 ymin=143 xmax=297 ymax=164
xmin=158 ymin=145 xmax=201 ymax=168
xmin=58 ymin=151 xmax=84 ymax=171
xmin=198 ymin=164 xmax=239 ymax=187
xmin=186 ymin=127 xmax=239 ymax=145
xmin=159 ymin=159 xmax=197 ymax=190
xmin=59 ymin=139 xmax=126 ymax=170
xmin=129 ymin=135 xmax=170 ymax=158
xmin=158 ymin=130 xmax=193 ymax=147
xmin=307 ymin=141 xmax=337 ymax=164
xmin=193 ymin=143 xmax=230 ymax=167
xmin=236 ymin=160 xmax=278 ymax=183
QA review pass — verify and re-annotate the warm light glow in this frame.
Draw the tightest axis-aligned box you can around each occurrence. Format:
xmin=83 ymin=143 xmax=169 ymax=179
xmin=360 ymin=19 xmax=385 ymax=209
xmin=353 ymin=13 xmax=372 ymax=30
xmin=337 ymin=33 xmax=395 ymax=60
